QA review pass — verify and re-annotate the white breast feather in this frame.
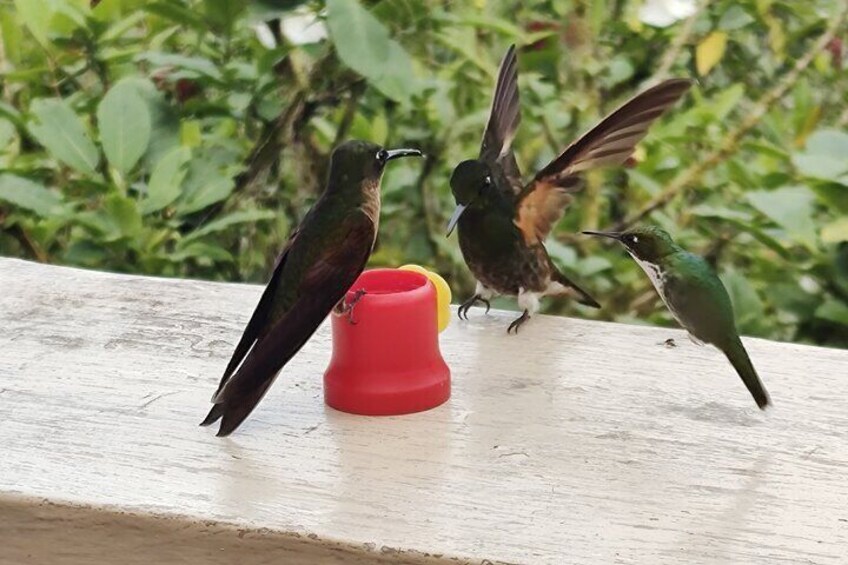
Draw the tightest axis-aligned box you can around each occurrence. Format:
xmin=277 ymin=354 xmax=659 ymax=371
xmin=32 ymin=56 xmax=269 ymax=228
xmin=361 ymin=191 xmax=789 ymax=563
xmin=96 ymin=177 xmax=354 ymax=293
xmin=629 ymin=253 xmax=687 ymax=327
xmin=630 ymin=253 xmax=668 ymax=303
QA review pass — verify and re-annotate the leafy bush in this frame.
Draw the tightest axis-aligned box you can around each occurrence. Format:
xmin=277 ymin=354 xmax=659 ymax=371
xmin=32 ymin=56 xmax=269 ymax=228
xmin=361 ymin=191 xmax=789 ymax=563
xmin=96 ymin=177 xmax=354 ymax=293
xmin=0 ymin=0 xmax=846 ymax=347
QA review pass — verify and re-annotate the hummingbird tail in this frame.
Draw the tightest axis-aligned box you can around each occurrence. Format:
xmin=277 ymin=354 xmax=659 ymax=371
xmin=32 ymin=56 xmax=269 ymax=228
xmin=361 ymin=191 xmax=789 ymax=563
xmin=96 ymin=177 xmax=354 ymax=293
xmin=214 ymin=379 xmax=275 ymax=437
xmin=722 ymin=336 xmax=771 ymax=410
xmin=552 ymin=270 xmax=601 ymax=309
xmin=199 ymin=403 xmax=224 ymax=427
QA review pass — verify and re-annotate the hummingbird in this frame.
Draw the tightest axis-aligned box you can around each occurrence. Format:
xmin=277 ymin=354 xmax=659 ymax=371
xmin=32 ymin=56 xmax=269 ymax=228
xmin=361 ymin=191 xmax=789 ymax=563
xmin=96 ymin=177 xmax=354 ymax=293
xmin=583 ymin=225 xmax=771 ymax=409
xmin=200 ymin=140 xmax=422 ymax=436
xmin=446 ymin=44 xmax=692 ymax=333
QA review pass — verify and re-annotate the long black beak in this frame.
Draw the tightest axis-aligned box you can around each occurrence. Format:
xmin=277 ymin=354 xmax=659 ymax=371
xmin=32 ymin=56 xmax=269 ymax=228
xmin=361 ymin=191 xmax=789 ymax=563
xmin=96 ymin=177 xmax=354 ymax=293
xmin=384 ymin=148 xmax=423 ymax=161
xmin=582 ymin=230 xmax=623 ymax=241
xmin=446 ymin=204 xmax=467 ymax=237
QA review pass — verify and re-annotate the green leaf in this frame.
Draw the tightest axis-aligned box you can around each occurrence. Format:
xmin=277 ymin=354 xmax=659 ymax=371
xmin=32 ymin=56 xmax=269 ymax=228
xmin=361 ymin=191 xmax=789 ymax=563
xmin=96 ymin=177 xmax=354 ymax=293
xmin=821 ymin=218 xmax=848 ymax=244
xmin=709 ymin=84 xmax=745 ymax=121
xmin=720 ymin=271 xmax=765 ymax=334
xmin=718 ymin=6 xmax=755 ymax=30
xmin=180 ymin=120 xmax=202 ymax=148
xmin=136 ymin=51 xmax=224 ymax=83
xmin=0 ymin=174 xmax=65 ymax=216
xmin=203 ymin=0 xmax=246 ymax=33
xmin=605 ymin=56 xmax=634 ymax=87
xmin=142 ymin=147 xmax=190 ymax=214
xmin=246 ymin=0 xmax=309 ymax=22
xmin=97 ymin=79 xmax=152 ymax=175
xmin=690 ymin=204 xmax=752 ymax=221
xmin=176 ymin=143 xmax=242 ymax=215
xmin=815 ymin=299 xmax=848 ymax=326
xmin=169 ymin=241 xmax=233 ymax=263
xmin=104 ymin=193 xmax=143 ymax=240
xmin=63 ymin=240 xmax=108 ymax=266
xmin=14 ymin=0 xmax=50 ymax=46
xmin=0 ymin=101 xmax=23 ymax=127
xmin=177 ymin=176 xmax=235 ymax=215
xmin=14 ymin=0 xmax=89 ymax=46
xmin=436 ymin=12 xmax=525 ymax=37
xmin=576 ymin=256 xmax=613 ymax=277
xmin=143 ymin=1 xmax=207 ymax=30
xmin=0 ymin=118 xmax=16 ymax=150
xmin=545 ymin=239 xmax=578 ymax=269
xmin=326 ymin=0 xmax=418 ymax=103
xmin=28 ymin=98 xmax=100 ymax=175
xmin=126 ymin=78 xmax=181 ymax=168
xmin=806 ymin=129 xmax=848 ymax=157
xmin=791 ymin=129 xmax=848 ymax=183
xmin=792 ymin=154 xmax=848 ymax=183
xmin=181 ymin=209 xmax=275 ymax=245
xmin=746 ymin=185 xmax=818 ymax=249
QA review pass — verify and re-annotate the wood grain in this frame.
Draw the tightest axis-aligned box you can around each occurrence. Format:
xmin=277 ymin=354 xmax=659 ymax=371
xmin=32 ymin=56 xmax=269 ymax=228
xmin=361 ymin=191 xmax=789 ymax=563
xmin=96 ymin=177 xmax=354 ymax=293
xmin=1 ymin=258 xmax=846 ymax=564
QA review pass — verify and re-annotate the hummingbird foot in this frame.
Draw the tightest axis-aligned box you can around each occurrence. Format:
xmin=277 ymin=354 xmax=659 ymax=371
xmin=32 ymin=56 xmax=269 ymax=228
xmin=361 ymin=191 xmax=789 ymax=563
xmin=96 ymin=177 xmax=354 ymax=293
xmin=507 ymin=310 xmax=530 ymax=334
xmin=338 ymin=289 xmax=367 ymax=325
xmin=458 ymin=294 xmax=491 ymax=320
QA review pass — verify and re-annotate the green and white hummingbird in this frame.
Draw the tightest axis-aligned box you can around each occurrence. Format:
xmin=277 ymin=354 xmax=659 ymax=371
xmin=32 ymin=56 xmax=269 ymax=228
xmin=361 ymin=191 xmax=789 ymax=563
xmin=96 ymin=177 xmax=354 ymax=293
xmin=583 ymin=225 xmax=771 ymax=409
xmin=200 ymin=140 xmax=422 ymax=436
xmin=446 ymin=44 xmax=692 ymax=333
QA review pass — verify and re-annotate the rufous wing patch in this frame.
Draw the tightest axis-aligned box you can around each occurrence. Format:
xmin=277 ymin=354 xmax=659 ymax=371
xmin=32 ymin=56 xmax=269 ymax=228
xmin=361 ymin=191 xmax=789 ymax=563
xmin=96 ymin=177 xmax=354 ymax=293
xmin=514 ymin=179 xmax=575 ymax=245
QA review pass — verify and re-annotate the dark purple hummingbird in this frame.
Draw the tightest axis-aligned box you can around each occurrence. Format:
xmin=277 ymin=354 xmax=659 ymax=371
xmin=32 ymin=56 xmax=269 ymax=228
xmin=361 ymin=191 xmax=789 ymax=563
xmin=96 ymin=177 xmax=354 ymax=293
xmin=201 ymin=140 xmax=422 ymax=436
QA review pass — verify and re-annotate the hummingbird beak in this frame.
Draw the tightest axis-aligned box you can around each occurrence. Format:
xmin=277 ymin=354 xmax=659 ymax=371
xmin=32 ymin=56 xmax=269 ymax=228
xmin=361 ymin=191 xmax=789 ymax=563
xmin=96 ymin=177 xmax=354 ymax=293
xmin=384 ymin=148 xmax=423 ymax=161
xmin=446 ymin=204 xmax=467 ymax=237
xmin=582 ymin=230 xmax=623 ymax=241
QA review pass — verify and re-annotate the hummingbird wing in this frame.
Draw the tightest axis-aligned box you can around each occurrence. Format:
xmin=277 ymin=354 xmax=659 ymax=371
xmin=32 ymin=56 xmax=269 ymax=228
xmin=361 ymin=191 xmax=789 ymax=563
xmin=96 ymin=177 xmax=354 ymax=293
xmin=201 ymin=211 xmax=375 ymax=436
xmin=199 ymin=229 xmax=301 ymax=417
xmin=514 ymin=78 xmax=692 ymax=244
xmin=479 ymin=44 xmax=522 ymax=193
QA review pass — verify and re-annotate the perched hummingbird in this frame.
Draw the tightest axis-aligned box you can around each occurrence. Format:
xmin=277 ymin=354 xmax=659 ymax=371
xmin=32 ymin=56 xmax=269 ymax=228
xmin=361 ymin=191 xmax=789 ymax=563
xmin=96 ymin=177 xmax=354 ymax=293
xmin=446 ymin=44 xmax=692 ymax=333
xmin=201 ymin=140 xmax=422 ymax=436
xmin=583 ymin=226 xmax=771 ymax=409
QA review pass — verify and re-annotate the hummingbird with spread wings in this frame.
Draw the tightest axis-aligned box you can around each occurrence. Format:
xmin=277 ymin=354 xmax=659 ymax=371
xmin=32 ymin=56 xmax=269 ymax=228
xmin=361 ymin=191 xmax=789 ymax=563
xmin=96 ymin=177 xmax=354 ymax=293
xmin=446 ymin=44 xmax=692 ymax=333
xmin=201 ymin=140 xmax=422 ymax=436
xmin=583 ymin=226 xmax=771 ymax=409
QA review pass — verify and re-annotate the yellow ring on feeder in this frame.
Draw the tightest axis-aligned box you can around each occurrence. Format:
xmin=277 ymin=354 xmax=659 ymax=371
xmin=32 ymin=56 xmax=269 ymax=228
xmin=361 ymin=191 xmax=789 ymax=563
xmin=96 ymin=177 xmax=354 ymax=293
xmin=399 ymin=264 xmax=451 ymax=333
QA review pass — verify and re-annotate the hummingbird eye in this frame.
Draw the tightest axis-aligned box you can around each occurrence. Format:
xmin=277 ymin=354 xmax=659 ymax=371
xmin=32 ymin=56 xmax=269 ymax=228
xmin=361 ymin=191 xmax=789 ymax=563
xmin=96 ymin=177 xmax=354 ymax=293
xmin=376 ymin=149 xmax=388 ymax=163
xmin=483 ymin=175 xmax=493 ymax=186
xmin=628 ymin=235 xmax=639 ymax=245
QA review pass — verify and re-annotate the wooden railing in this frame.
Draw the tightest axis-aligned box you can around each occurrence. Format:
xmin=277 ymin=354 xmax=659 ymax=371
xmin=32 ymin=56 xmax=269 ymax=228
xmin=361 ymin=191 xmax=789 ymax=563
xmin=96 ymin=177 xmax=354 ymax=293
xmin=1 ymin=257 xmax=846 ymax=564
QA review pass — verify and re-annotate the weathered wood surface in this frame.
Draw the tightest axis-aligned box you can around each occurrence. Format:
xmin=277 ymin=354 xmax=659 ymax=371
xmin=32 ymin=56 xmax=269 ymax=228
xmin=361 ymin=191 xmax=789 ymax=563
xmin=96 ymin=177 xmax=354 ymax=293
xmin=1 ymin=257 xmax=847 ymax=565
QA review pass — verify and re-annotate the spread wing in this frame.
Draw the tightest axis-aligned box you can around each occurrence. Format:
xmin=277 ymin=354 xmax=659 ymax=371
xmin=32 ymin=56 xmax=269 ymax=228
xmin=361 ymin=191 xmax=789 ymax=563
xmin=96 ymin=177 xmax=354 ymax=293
xmin=479 ymin=44 xmax=522 ymax=193
xmin=514 ymin=78 xmax=692 ymax=244
xmin=201 ymin=211 xmax=375 ymax=436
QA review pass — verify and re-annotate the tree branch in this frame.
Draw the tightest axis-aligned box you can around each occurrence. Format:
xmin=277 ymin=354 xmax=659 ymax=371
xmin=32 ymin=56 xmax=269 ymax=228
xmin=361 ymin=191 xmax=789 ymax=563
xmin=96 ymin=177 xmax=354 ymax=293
xmin=615 ymin=4 xmax=848 ymax=231
xmin=5 ymin=222 xmax=48 ymax=263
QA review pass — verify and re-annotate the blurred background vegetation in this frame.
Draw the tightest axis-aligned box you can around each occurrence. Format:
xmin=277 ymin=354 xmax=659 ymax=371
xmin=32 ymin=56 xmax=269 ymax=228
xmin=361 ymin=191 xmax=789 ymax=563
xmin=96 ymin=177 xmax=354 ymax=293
xmin=0 ymin=0 xmax=846 ymax=347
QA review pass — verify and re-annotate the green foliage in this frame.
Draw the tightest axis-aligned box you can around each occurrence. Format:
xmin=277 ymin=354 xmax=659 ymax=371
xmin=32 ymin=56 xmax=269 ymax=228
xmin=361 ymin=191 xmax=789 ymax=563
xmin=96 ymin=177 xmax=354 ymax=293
xmin=325 ymin=0 xmax=419 ymax=103
xmin=28 ymin=98 xmax=100 ymax=174
xmin=0 ymin=0 xmax=846 ymax=347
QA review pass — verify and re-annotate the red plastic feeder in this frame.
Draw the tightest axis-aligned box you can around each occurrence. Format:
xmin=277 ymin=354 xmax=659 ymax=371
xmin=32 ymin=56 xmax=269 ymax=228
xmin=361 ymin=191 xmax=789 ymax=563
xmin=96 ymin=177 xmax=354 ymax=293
xmin=323 ymin=268 xmax=451 ymax=415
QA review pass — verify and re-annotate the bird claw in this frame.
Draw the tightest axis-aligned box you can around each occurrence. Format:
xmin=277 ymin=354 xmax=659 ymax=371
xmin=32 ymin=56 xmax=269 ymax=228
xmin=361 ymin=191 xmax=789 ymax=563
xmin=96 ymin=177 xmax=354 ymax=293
xmin=341 ymin=289 xmax=367 ymax=325
xmin=507 ymin=310 xmax=530 ymax=334
xmin=458 ymin=294 xmax=490 ymax=320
